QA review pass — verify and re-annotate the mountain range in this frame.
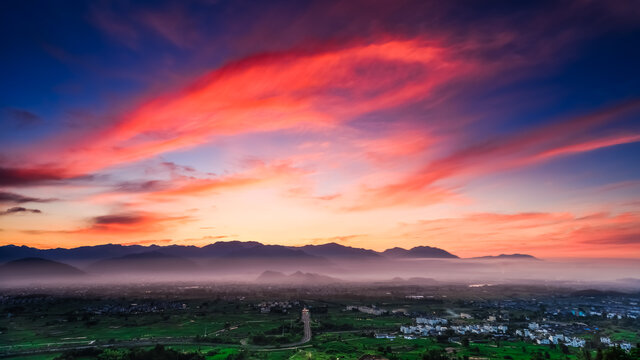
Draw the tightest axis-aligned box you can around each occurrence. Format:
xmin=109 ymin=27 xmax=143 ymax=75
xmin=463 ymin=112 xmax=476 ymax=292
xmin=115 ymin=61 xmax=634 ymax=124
xmin=0 ymin=241 xmax=470 ymax=263
xmin=0 ymin=241 xmax=538 ymax=281
xmin=0 ymin=242 xmax=539 ymax=264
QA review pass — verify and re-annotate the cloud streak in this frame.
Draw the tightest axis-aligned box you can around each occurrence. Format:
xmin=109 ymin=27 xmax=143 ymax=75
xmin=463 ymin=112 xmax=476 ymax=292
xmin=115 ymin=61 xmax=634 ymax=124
xmin=0 ymin=192 xmax=56 ymax=204
xmin=0 ymin=207 xmax=42 ymax=216
xmin=353 ymin=100 xmax=640 ymax=210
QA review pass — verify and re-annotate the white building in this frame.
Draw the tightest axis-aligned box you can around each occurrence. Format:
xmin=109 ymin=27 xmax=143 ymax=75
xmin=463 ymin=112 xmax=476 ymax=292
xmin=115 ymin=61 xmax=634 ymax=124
xmin=416 ymin=317 xmax=448 ymax=326
xmin=565 ymin=338 xmax=586 ymax=348
xmin=549 ymin=335 xmax=565 ymax=344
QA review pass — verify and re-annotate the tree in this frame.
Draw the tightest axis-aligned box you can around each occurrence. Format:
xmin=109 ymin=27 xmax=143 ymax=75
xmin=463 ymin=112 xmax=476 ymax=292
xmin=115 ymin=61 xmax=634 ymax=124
xmin=602 ymin=347 xmax=633 ymax=360
xmin=595 ymin=348 xmax=603 ymax=360
xmin=422 ymin=348 xmax=447 ymax=360
xmin=461 ymin=337 xmax=470 ymax=348
xmin=530 ymin=352 xmax=545 ymax=360
xmin=577 ymin=348 xmax=593 ymax=360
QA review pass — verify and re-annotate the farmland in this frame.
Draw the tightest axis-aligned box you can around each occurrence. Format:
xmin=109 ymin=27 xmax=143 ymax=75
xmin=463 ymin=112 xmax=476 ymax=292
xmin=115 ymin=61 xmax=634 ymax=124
xmin=1 ymin=284 xmax=638 ymax=359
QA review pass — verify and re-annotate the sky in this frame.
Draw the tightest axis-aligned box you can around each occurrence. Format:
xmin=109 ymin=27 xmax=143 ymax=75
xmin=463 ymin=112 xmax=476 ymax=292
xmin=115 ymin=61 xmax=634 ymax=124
xmin=0 ymin=0 xmax=639 ymax=258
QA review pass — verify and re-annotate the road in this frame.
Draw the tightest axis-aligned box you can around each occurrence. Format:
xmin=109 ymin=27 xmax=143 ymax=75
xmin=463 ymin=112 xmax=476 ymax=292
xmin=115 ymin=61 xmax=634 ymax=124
xmin=299 ymin=308 xmax=312 ymax=344
xmin=0 ymin=308 xmax=313 ymax=358
xmin=274 ymin=307 xmax=312 ymax=348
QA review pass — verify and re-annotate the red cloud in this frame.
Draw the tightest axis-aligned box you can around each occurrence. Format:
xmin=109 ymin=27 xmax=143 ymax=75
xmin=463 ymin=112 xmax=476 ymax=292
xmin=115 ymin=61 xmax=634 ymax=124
xmin=9 ymin=38 xmax=478 ymax=179
xmin=29 ymin=211 xmax=195 ymax=236
xmin=85 ymin=212 xmax=193 ymax=234
xmin=0 ymin=167 xmax=65 ymax=186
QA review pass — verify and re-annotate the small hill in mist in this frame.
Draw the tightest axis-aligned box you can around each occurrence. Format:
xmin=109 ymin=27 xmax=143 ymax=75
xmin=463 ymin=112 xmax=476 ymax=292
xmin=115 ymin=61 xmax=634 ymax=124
xmin=256 ymin=270 xmax=341 ymax=284
xmin=382 ymin=246 xmax=459 ymax=259
xmin=471 ymin=254 xmax=539 ymax=260
xmin=86 ymin=251 xmax=199 ymax=274
xmin=0 ymin=257 xmax=84 ymax=278
xmin=295 ymin=243 xmax=380 ymax=259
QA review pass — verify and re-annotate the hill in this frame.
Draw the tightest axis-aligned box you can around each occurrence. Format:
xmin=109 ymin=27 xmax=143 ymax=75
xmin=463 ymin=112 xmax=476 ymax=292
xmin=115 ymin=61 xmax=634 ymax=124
xmin=382 ymin=246 xmax=459 ymax=259
xmin=255 ymin=270 xmax=341 ymax=284
xmin=470 ymin=254 xmax=538 ymax=260
xmin=0 ymin=257 xmax=84 ymax=279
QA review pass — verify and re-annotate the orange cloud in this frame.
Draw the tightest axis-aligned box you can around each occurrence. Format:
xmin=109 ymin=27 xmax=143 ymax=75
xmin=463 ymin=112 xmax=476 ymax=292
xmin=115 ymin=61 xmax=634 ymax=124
xmin=146 ymin=160 xmax=308 ymax=200
xmin=397 ymin=211 xmax=640 ymax=258
xmin=121 ymin=238 xmax=173 ymax=246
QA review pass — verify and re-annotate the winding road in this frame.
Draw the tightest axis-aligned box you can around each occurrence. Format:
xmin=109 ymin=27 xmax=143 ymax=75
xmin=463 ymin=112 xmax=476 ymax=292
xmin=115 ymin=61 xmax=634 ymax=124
xmin=291 ymin=308 xmax=312 ymax=346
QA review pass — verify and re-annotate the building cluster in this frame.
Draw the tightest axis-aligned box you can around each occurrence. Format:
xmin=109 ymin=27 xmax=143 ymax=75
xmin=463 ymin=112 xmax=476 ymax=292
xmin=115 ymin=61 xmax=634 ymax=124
xmin=538 ymin=298 xmax=640 ymax=321
xmin=546 ymin=308 xmax=639 ymax=320
xmin=515 ymin=326 xmax=585 ymax=348
xmin=400 ymin=317 xmax=508 ymax=337
xmin=513 ymin=322 xmax=633 ymax=349
xmin=346 ymin=305 xmax=387 ymax=316
xmin=255 ymin=300 xmax=297 ymax=313
xmin=397 ymin=317 xmax=635 ymax=351
xmin=600 ymin=337 xmax=633 ymax=351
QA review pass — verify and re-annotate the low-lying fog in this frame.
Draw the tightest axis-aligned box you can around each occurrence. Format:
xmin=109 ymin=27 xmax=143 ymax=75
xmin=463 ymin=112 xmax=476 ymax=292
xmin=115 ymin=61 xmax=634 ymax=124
xmin=1 ymin=256 xmax=638 ymax=291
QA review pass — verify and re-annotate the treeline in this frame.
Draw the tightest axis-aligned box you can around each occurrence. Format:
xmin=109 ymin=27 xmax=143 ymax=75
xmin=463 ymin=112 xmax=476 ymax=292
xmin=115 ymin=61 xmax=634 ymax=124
xmin=53 ymin=345 xmax=204 ymax=360
xmin=193 ymin=334 xmax=239 ymax=344
xmin=250 ymin=333 xmax=298 ymax=345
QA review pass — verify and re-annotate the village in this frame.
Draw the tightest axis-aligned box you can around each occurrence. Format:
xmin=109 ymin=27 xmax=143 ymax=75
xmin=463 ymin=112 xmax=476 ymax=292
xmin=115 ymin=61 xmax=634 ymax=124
xmin=346 ymin=293 xmax=640 ymax=353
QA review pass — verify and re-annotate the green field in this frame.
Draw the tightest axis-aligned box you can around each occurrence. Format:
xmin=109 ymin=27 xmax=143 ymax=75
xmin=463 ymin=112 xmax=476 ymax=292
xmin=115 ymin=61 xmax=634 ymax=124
xmin=1 ymin=297 xmax=638 ymax=360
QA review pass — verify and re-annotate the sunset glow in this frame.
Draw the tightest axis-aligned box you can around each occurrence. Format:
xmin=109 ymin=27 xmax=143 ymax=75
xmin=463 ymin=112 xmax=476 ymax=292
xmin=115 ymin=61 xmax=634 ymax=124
xmin=1 ymin=0 xmax=639 ymax=259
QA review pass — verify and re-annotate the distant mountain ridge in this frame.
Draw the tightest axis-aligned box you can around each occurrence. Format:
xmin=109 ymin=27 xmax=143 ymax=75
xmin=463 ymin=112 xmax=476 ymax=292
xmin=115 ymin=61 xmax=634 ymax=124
xmin=294 ymin=243 xmax=381 ymax=258
xmin=1 ymin=241 xmax=461 ymax=263
xmin=470 ymin=254 xmax=538 ymax=260
xmin=1 ymin=242 xmax=541 ymax=265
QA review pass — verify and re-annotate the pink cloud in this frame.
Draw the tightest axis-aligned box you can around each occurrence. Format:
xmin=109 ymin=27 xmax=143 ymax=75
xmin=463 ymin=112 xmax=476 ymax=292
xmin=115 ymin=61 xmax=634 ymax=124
xmin=352 ymin=100 xmax=640 ymax=210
